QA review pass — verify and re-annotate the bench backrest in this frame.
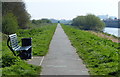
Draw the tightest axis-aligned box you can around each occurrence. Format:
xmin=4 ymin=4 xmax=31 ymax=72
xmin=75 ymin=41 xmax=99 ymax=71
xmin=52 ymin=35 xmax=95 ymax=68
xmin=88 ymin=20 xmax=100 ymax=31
xmin=9 ymin=34 xmax=20 ymax=49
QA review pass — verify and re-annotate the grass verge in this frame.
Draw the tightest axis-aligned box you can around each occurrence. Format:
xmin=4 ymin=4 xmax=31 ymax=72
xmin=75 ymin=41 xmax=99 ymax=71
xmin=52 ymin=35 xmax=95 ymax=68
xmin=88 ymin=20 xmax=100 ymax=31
xmin=61 ymin=24 xmax=119 ymax=76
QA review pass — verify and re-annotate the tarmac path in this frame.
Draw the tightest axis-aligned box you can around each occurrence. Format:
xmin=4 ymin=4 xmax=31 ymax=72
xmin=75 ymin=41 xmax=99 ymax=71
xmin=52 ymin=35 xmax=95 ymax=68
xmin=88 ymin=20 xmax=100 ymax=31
xmin=40 ymin=24 xmax=89 ymax=75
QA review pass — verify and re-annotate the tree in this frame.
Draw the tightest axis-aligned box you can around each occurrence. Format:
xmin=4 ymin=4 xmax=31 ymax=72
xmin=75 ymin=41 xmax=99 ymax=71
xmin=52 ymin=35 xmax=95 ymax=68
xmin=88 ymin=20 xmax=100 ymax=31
xmin=85 ymin=14 xmax=105 ymax=31
xmin=2 ymin=1 xmax=30 ymax=29
xmin=2 ymin=13 xmax=18 ymax=34
xmin=72 ymin=14 xmax=105 ymax=31
xmin=72 ymin=16 xmax=86 ymax=29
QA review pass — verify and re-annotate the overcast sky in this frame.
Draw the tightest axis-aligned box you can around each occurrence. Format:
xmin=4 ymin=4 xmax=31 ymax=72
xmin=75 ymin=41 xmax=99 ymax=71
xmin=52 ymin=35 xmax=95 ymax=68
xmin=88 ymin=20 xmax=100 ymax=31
xmin=24 ymin=0 xmax=119 ymax=20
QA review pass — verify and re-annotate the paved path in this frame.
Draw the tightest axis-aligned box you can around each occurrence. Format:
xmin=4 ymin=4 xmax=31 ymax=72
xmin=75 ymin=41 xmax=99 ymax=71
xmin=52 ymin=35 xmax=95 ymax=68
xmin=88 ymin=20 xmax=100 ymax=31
xmin=41 ymin=24 xmax=89 ymax=75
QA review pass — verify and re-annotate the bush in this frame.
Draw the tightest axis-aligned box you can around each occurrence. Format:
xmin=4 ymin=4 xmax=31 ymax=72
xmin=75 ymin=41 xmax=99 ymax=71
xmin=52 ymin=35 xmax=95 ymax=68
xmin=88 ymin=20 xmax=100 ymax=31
xmin=85 ymin=14 xmax=105 ymax=31
xmin=72 ymin=14 xmax=105 ymax=31
xmin=2 ymin=13 xmax=18 ymax=34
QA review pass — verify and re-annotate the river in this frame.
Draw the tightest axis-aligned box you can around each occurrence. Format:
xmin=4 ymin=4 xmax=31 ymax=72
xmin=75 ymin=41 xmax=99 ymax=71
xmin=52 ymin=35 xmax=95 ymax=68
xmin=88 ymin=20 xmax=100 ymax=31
xmin=104 ymin=27 xmax=120 ymax=37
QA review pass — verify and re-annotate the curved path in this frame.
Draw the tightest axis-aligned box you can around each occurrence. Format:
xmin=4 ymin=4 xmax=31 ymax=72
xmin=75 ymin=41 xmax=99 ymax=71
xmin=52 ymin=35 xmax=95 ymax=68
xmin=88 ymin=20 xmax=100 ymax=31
xmin=40 ymin=24 xmax=89 ymax=75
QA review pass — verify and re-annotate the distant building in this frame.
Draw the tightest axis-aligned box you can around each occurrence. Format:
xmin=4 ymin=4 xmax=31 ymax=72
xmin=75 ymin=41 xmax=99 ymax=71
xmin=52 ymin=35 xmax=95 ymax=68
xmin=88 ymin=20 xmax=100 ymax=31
xmin=98 ymin=15 xmax=117 ymax=20
xmin=103 ymin=18 xmax=119 ymax=28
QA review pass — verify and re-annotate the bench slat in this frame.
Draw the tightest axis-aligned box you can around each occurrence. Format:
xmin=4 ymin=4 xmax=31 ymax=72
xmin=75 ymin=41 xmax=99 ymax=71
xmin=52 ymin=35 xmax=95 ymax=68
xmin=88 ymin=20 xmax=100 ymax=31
xmin=9 ymin=34 xmax=20 ymax=49
xmin=15 ymin=46 xmax=31 ymax=51
xmin=8 ymin=33 xmax=31 ymax=52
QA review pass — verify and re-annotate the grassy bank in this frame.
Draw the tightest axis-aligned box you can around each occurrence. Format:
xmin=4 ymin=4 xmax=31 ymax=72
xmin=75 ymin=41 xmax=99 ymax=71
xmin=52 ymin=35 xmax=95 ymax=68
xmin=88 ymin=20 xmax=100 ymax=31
xmin=1 ymin=23 xmax=57 ymax=76
xmin=62 ymin=24 xmax=119 ymax=76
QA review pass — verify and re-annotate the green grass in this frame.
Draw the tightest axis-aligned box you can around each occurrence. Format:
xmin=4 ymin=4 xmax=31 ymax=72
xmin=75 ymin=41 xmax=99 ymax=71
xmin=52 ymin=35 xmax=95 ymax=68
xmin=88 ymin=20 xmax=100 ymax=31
xmin=17 ymin=23 xmax=57 ymax=56
xmin=2 ymin=36 xmax=41 ymax=76
xmin=61 ymin=24 xmax=119 ymax=76
xmin=2 ymin=61 xmax=41 ymax=77
xmin=1 ymin=23 xmax=57 ymax=76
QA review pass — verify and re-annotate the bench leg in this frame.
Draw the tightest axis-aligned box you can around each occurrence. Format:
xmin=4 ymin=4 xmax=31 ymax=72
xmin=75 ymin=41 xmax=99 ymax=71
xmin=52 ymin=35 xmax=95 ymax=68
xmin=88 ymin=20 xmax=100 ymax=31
xmin=18 ymin=51 xmax=28 ymax=60
xmin=27 ymin=48 xmax=32 ymax=59
xmin=18 ymin=48 xmax=32 ymax=60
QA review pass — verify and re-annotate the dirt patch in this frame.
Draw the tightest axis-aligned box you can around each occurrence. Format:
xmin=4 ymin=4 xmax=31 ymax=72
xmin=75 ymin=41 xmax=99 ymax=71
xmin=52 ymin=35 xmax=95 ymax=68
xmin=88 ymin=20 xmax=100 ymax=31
xmin=87 ymin=31 xmax=120 ymax=43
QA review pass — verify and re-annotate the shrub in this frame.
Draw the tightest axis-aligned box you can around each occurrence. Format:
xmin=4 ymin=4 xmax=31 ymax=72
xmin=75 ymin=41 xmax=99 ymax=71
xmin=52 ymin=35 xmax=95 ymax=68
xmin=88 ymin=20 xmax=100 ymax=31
xmin=72 ymin=14 xmax=105 ymax=31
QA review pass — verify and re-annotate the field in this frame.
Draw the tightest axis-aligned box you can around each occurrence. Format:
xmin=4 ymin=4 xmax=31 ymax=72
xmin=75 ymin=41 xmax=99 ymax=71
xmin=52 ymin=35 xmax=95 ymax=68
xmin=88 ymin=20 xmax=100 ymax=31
xmin=62 ymin=24 xmax=120 ymax=76
xmin=1 ymin=23 xmax=57 ymax=76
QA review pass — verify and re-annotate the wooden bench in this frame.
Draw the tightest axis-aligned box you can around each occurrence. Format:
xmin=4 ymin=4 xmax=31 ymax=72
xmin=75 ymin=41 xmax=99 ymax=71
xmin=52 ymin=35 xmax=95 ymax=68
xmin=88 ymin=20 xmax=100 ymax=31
xmin=7 ymin=33 xmax=32 ymax=59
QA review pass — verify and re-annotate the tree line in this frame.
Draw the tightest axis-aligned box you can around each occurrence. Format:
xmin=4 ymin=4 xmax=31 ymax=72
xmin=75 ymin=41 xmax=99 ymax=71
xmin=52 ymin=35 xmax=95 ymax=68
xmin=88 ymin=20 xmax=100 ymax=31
xmin=72 ymin=14 xmax=105 ymax=31
xmin=32 ymin=19 xmax=51 ymax=25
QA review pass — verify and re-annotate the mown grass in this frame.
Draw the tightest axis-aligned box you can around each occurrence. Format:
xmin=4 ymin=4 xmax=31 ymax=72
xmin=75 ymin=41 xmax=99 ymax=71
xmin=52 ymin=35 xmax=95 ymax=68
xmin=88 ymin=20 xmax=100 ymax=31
xmin=61 ymin=24 xmax=120 ymax=76
xmin=1 ymin=23 xmax=57 ymax=76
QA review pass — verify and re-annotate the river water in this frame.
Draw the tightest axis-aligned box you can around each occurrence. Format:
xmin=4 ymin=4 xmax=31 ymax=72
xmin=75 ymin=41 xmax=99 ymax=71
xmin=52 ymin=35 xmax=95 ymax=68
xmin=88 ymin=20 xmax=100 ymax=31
xmin=104 ymin=27 xmax=120 ymax=37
